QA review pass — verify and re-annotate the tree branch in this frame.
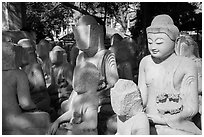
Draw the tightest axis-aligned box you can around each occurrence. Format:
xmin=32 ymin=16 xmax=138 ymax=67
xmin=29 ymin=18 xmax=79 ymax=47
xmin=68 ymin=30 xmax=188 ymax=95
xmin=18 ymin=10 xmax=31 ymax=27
xmin=61 ymin=2 xmax=104 ymax=25
xmin=48 ymin=3 xmax=61 ymax=12
xmin=61 ymin=2 xmax=90 ymax=15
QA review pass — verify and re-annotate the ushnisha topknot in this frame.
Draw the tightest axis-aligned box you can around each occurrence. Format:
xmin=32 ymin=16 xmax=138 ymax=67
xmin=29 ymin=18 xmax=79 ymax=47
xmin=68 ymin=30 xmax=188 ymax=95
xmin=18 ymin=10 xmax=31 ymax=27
xmin=17 ymin=38 xmax=35 ymax=49
xmin=146 ymin=14 xmax=179 ymax=41
xmin=78 ymin=15 xmax=99 ymax=26
xmin=52 ymin=45 xmax=65 ymax=52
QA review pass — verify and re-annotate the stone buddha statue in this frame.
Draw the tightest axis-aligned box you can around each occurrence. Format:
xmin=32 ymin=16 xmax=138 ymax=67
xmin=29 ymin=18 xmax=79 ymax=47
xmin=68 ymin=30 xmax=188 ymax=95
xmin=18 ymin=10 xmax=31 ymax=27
xmin=138 ymin=14 xmax=201 ymax=135
xmin=2 ymin=41 xmax=50 ymax=134
xmin=71 ymin=15 xmax=119 ymax=134
xmin=17 ymin=39 xmax=52 ymax=114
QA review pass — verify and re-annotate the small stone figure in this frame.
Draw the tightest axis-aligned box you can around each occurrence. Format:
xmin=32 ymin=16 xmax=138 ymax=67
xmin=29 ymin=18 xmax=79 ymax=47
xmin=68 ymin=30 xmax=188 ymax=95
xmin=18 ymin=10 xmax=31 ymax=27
xmin=71 ymin=15 xmax=119 ymax=134
xmin=111 ymin=79 xmax=150 ymax=135
xmin=49 ymin=46 xmax=73 ymax=114
xmin=2 ymin=42 xmax=50 ymax=135
xmin=36 ymin=39 xmax=53 ymax=87
xmin=109 ymin=34 xmax=134 ymax=80
xmin=69 ymin=42 xmax=79 ymax=68
xmin=109 ymin=33 xmax=123 ymax=55
xmin=175 ymin=33 xmax=202 ymax=129
xmin=2 ymin=30 xmax=36 ymax=44
xmin=138 ymin=14 xmax=201 ymax=134
xmin=48 ymin=62 xmax=99 ymax=135
xmin=17 ymin=39 xmax=52 ymax=114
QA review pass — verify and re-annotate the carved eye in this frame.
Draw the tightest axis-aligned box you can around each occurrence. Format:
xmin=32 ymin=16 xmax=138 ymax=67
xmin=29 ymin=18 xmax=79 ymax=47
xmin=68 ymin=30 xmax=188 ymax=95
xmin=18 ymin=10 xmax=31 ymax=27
xmin=155 ymin=38 xmax=164 ymax=44
xmin=147 ymin=39 xmax=153 ymax=45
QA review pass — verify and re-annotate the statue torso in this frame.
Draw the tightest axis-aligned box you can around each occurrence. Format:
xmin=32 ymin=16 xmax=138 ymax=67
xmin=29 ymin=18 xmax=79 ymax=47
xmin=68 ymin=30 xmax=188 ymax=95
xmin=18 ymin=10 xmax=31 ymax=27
xmin=144 ymin=54 xmax=184 ymax=118
xmin=76 ymin=50 xmax=107 ymax=89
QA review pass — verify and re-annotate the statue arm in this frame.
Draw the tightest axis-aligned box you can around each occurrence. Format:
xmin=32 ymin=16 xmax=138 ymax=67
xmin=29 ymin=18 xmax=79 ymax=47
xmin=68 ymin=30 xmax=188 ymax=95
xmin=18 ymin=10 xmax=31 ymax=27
xmin=138 ymin=57 xmax=148 ymax=107
xmin=105 ymin=52 xmax=119 ymax=89
xmin=72 ymin=104 xmax=98 ymax=131
xmin=30 ymin=64 xmax=46 ymax=91
xmin=56 ymin=110 xmax=72 ymax=124
xmin=196 ymin=59 xmax=202 ymax=95
xmin=122 ymin=62 xmax=133 ymax=80
xmin=50 ymin=66 xmax=55 ymax=86
xmin=179 ymin=60 xmax=199 ymax=120
xmin=131 ymin=113 xmax=150 ymax=135
xmin=17 ymin=70 xmax=36 ymax=110
xmin=63 ymin=64 xmax=74 ymax=87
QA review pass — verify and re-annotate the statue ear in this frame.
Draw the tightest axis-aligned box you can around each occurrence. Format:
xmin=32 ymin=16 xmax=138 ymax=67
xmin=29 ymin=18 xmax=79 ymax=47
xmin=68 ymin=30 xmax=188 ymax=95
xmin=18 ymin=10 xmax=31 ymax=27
xmin=174 ymin=37 xmax=181 ymax=55
xmin=175 ymin=37 xmax=181 ymax=45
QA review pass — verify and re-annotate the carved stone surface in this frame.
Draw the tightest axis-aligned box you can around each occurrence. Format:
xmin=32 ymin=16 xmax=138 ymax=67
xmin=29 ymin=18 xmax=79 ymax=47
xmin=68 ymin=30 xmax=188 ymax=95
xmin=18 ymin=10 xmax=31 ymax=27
xmin=111 ymin=79 xmax=142 ymax=116
xmin=2 ymin=41 xmax=51 ymax=134
xmin=49 ymin=46 xmax=65 ymax=65
xmin=2 ymin=42 xmax=16 ymax=70
xmin=2 ymin=30 xmax=36 ymax=44
xmin=2 ymin=2 xmax=26 ymax=30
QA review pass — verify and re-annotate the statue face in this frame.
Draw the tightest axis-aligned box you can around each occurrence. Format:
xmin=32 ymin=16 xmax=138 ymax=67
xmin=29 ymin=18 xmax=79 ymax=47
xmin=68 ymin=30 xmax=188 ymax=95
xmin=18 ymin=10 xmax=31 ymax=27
xmin=36 ymin=41 xmax=50 ymax=59
xmin=50 ymin=51 xmax=64 ymax=65
xmin=74 ymin=25 xmax=91 ymax=50
xmin=26 ymin=47 xmax=36 ymax=57
xmin=20 ymin=48 xmax=30 ymax=66
xmin=74 ymin=24 xmax=103 ymax=56
xmin=178 ymin=42 xmax=191 ymax=57
xmin=147 ymin=33 xmax=175 ymax=59
xmin=175 ymin=37 xmax=193 ymax=58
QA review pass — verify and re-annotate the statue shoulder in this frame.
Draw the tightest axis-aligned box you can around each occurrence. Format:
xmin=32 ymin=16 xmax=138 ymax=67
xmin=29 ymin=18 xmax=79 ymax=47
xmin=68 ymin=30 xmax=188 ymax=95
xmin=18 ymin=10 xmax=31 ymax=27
xmin=76 ymin=51 xmax=84 ymax=65
xmin=28 ymin=63 xmax=44 ymax=74
xmin=3 ymin=69 xmax=25 ymax=82
xmin=139 ymin=55 xmax=151 ymax=68
xmin=180 ymin=56 xmax=197 ymax=68
xmin=14 ymin=69 xmax=29 ymax=81
xmin=177 ymin=56 xmax=197 ymax=75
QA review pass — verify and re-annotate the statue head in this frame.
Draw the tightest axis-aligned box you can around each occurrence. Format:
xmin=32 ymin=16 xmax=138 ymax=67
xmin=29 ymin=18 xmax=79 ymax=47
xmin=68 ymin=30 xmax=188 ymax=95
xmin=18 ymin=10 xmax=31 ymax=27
xmin=111 ymin=79 xmax=143 ymax=118
xmin=146 ymin=14 xmax=179 ymax=59
xmin=175 ymin=34 xmax=200 ymax=58
xmin=36 ymin=39 xmax=51 ymax=60
xmin=17 ymin=39 xmax=37 ymax=64
xmin=73 ymin=62 xmax=100 ymax=94
xmin=63 ymin=52 xmax=68 ymax=63
xmin=49 ymin=46 xmax=65 ymax=65
xmin=2 ymin=42 xmax=17 ymax=70
xmin=110 ymin=33 xmax=123 ymax=46
xmin=73 ymin=15 xmax=104 ymax=57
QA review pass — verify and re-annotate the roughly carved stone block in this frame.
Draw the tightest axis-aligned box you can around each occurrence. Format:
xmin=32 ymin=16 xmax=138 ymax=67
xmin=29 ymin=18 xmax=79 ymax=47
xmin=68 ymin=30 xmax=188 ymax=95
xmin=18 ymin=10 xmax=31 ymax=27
xmin=111 ymin=79 xmax=143 ymax=116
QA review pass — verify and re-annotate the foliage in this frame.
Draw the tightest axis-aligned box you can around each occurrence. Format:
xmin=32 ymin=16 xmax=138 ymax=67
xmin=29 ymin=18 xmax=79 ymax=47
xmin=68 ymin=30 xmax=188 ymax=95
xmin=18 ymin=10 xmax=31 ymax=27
xmin=73 ymin=2 xmax=140 ymax=33
xmin=25 ymin=2 xmax=201 ymax=41
xmin=139 ymin=2 xmax=202 ymax=31
xmin=26 ymin=2 xmax=73 ymax=41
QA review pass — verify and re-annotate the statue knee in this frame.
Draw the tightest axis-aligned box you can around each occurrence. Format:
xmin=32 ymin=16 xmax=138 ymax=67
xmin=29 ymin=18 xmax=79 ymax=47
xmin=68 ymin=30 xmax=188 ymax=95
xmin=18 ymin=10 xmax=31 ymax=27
xmin=106 ymin=114 xmax=117 ymax=134
xmin=60 ymin=99 xmax=70 ymax=113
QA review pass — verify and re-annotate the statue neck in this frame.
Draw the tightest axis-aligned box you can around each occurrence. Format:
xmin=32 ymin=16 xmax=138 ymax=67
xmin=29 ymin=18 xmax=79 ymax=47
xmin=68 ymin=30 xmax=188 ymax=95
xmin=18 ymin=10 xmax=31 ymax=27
xmin=152 ymin=52 xmax=176 ymax=64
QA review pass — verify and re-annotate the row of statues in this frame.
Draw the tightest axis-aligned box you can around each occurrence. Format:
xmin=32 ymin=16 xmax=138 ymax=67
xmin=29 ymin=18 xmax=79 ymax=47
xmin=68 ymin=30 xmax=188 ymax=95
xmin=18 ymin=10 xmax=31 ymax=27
xmin=2 ymin=14 xmax=202 ymax=135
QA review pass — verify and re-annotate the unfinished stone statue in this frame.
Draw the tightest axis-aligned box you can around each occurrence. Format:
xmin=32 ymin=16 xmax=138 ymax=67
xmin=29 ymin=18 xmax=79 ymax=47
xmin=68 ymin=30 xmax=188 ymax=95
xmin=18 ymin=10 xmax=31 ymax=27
xmin=69 ymin=42 xmax=79 ymax=68
xmin=109 ymin=33 xmax=123 ymax=55
xmin=71 ymin=15 xmax=119 ymax=134
xmin=48 ymin=62 xmax=99 ymax=135
xmin=109 ymin=34 xmax=133 ymax=80
xmin=17 ymin=39 xmax=52 ymax=114
xmin=111 ymin=79 xmax=150 ymax=134
xmin=49 ymin=45 xmax=73 ymax=114
xmin=2 ymin=42 xmax=50 ymax=135
xmin=2 ymin=30 xmax=36 ymax=44
xmin=175 ymin=33 xmax=202 ymax=129
xmin=36 ymin=39 xmax=53 ymax=87
xmin=138 ymin=14 xmax=201 ymax=135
